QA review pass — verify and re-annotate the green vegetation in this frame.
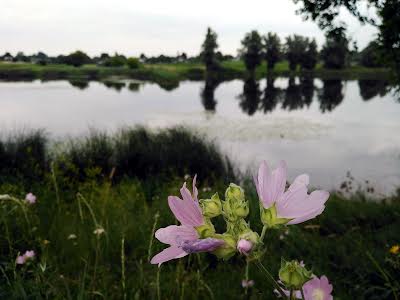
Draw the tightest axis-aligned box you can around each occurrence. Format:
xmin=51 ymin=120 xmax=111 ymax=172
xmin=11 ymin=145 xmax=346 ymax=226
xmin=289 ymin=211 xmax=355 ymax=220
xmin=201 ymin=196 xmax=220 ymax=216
xmin=0 ymin=129 xmax=399 ymax=299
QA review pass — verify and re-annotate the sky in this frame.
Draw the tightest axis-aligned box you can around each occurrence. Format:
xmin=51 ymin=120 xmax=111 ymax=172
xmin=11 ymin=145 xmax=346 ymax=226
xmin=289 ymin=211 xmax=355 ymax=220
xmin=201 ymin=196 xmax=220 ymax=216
xmin=1 ymin=0 xmax=378 ymax=57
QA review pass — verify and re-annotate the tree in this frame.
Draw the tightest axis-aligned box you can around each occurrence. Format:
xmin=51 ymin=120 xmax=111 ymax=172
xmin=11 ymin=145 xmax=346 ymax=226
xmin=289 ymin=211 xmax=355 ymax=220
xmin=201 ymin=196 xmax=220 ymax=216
xmin=263 ymin=32 xmax=282 ymax=71
xmin=240 ymin=30 xmax=263 ymax=73
xmin=104 ymin=54 xmax=127 ymax=67
xmin=301 ymin=38 xmax=318 ymax=70
xmin=200 ymin=27 xmax=219 ymax=71
xmin=65 ymin=51 xmax=91 ymax=67
xmin=320 ymin=27 xmax=349 ymax=69
xmin=126 ymin=57 xmax=140 ymax=69
xmin=292 ymin=0 xmax=400 ymax=75
xmin=360 ymin=41 xmax=384 ymax=68
xmin=285 ymin=35 xmax=308 ymax=71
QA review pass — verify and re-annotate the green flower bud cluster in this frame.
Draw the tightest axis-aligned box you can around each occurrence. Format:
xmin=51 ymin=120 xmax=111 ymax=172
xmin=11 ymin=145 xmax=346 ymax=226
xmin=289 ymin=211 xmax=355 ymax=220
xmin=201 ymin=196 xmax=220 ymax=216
xmin=278 ymin=259 xmax=313 ymax=289
xmin=197 ymin=183 xmax=259 ymax=260
xmin=223 ymin=184 xmax=249 ymax=222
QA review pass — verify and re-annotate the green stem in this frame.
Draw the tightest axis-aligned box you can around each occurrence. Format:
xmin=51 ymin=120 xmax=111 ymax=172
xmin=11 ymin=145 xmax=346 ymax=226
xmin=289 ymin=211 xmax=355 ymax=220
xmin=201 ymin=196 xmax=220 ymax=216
xmin=260 ymin=225 xmax=267 ymax=242
xmin=244 ymin=258 xmax=250 ymax=295
xmin=255 ymin=261 xmax=286 ymax=298
xmin=289 ymin=289 xmax=293 ymax=300
xmin=301 ymin=288 xmax=306 ymax=300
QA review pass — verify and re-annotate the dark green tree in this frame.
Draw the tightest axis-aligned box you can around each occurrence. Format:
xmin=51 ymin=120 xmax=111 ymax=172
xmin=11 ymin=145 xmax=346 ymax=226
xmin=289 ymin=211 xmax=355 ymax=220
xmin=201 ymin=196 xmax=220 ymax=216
xmin=292 ymin=0 xmax=400 ymax=75
xmin=360 ymin=41 xmax=384 ymax=68
xmin=240 ymin=30 xmax=263 ymax=73
xmin=301 ymin=38 xmax=319 ymax=70
xmin=65 ymin=51 xmax=91 ymax=67
xmin=126 ymin=57 xmax=140 ymax=69
xmin=320 ymin=27 xmax=349 ymax=69
xmin=285 ymin=35 xmax=308 ymax=71
xmin=104 ymin=54 xmax=127 ymax=67
xmin=200 ymin=27 xmax=219 ymax=71
xmin=263 ymin=32 xmax=282 ymax=71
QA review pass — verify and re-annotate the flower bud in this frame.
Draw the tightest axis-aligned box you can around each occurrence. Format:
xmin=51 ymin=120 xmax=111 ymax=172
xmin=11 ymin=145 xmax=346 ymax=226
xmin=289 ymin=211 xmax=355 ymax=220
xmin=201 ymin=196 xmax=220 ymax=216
xmin=225 ymin=183 xmax=245 ymax=202
xmin=200 ymin=193 xmax=222 ymax=218
xmin=237 ymin=239 xmax=253 ymax=255
xmin=278 ymin=259 xmax=313 ymax=289
xmin=212 ymin=234 xmax=237 ymax=260
xmin=260 ymin=204 xmax=290 ymax=228
xmin=195 ymin=220 xmax=216 ymax=238
xmin=223 ymin=184 xmax=249 ymax=222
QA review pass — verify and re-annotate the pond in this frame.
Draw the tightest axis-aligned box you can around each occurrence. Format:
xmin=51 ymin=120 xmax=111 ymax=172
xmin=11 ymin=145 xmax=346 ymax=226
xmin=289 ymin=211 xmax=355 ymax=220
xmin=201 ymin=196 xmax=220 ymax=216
xmin=0 ymin=77 xmax=399 ymax=196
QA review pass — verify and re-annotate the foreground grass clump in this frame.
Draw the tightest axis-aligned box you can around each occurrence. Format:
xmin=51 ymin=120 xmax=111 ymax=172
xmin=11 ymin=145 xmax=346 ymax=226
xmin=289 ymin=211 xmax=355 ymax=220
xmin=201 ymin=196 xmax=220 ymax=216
xmin=0 ymin=174 xmax=399 ymax=299
xmin=0 ymin=127 xmax=235 ymax=185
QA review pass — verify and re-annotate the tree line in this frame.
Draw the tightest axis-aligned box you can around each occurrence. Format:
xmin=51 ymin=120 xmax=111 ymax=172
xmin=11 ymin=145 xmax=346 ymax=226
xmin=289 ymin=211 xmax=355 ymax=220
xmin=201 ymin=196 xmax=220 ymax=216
xmin=201 ymin=27 xmax=383 ymax=74
xmin=1 ymin=28 xmax=385 ymax=71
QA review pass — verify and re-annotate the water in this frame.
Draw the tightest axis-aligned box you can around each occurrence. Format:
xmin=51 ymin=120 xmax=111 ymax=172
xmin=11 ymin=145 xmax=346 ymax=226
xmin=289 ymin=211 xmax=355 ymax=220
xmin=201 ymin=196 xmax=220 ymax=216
xmin=1 ymin=77 xmax=399 ymax=196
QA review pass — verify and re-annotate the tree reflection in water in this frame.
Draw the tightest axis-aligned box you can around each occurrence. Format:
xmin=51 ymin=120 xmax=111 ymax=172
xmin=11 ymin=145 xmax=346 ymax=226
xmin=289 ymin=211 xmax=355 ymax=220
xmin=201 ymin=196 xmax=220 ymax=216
xmin=261 ymin=75 xmax=283 ymax=113
xmin=358 ymin=79 xmax=389 ymax=101
xmin=238 ymin=75 xmax=262 ymax=115
xmin=201 ymin=73 xmax=221 ymax=112
xmin=318 ymin=79 xmax=344 ymax=113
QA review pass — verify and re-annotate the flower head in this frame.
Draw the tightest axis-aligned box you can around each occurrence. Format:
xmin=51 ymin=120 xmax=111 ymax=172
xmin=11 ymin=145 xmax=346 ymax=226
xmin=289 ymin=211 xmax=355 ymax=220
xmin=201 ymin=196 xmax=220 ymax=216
xmin=242 ymin=279 xmax=255 ymax=288
xmin=255 ymin=161 xmax=329 ymax=227
xmin=16 ymin=250 xmax=35 ymax=265
xmin=237 ymin=239 xmax=253 ymax=256
xmin=151 ymin=177 xmax=224 ymax=265
xmin=167 ymin=176 xmax=204 ymax=227
xmin=150 ymin=225 xmax=223 ymax=265
xmin=303 ymin=276 xmax=333 ymax=300
xmin=390 ymin=245 xmax=400 ymax=255
xmin=25 ymin=193 xmax=36 ymax=204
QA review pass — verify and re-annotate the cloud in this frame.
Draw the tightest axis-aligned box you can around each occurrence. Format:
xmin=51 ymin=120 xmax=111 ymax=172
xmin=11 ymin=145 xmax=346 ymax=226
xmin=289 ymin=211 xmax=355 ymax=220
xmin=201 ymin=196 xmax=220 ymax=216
xmin=0 ymin=0 xmax=377 ymax=56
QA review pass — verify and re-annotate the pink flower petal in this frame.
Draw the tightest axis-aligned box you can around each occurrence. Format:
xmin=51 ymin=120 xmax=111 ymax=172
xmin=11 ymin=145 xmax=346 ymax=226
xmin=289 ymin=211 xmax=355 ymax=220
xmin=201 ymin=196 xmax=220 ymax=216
xmin=257 ymin=161 xmax=272 ymax=208
xmin=168 ymin=194 xmax=203 ymax=227
xmin=155 ymin=225 xmax=198 ymax=246
xmin=150 ymin=246 xmax=188 ymax=265
xmin=256 ymin=161 xmax=287 ymax=208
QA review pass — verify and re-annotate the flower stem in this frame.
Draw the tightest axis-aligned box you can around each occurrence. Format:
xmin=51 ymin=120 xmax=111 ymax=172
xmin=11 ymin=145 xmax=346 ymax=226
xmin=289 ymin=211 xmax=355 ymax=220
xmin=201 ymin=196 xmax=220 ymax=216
xmin=289 ymin=289 xmax=293 ymax=300
xmin=244 ymin=258 xmax=249 ymax=295
xmin=255 ymin=260 xmax=286 ymax=298
xmin=301 ymin=288 xmax=306 ymax=300
xmin=260 ymin=225 xmax=267 ymax=242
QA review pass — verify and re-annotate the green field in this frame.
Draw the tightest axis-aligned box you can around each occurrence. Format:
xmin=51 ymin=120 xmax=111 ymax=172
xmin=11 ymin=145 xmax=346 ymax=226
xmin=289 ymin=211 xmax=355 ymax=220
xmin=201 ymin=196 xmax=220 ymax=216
xmin=0 ymin=128 xmax=399 ymax=299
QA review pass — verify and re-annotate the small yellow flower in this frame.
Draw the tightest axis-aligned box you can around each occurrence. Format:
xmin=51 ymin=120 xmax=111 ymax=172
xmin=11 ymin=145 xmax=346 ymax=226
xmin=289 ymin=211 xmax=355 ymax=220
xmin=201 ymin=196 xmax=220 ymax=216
xmin=389 ymin=245 xmax=400 ymax=255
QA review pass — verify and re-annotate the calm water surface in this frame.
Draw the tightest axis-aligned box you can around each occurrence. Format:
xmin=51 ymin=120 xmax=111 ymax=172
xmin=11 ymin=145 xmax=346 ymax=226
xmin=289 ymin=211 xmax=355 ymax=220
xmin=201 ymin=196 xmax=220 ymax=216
xmin=1 ymin=78 xmax=399 ymax=195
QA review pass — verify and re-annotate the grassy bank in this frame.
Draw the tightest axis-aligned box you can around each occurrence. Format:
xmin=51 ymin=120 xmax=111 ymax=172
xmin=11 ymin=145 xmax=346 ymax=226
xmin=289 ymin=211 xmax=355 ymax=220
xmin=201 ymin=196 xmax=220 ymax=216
xmin=0 ymin=175 xmax=399 ymax=299
xmin=0 ymin=128 xmax=399 ymax=299
xmin=0 ymin=128 xmax=235 ymax=186
xmin=0 ymin=61 xmax=392 ymax=88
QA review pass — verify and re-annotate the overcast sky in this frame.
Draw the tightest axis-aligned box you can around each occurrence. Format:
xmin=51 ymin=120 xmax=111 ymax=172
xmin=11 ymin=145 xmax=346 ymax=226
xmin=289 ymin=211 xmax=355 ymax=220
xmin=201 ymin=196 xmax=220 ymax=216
xmin=1 ymin=0 xmax=378 ymax=57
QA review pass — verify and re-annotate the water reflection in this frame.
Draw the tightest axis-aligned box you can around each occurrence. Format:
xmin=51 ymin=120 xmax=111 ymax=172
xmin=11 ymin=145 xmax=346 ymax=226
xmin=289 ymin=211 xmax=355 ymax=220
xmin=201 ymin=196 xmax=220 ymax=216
xmin=358 ymin=79 xmax=389 ymax=101
xmin=68 ymin=79 xmax=89 ymax=90
xmin=238 ymin=76 xmax=262 ymax=115
xmin=261 ymin=76 xmax=283 ymax=113
xmin=318 ymin=79 xmax=344 ymax=113
xmin=201 ymin=74 xmax=220 ymax=112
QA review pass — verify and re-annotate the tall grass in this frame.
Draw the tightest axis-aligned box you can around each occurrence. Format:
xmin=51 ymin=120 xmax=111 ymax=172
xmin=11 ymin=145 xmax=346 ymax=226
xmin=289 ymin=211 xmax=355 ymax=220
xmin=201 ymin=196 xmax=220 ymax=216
xmin=0 ymin=175 xmax=399 ymax=299
xmin=0 ymin=127 xmax=235 ymax=185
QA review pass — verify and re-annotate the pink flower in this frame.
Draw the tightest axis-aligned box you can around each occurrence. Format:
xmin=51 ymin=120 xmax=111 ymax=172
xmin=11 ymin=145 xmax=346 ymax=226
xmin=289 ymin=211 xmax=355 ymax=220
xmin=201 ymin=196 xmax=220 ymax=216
xmin=151 ymin=177 xmax=223 ymax=265
xmin=276 ymin=276 xmax=333 ymax=300
xmin=16 ymin=250 xmax=35 ymax=265
xmin=242 ymin=279 xmax=255 ymax=288
xmin=167 ymin=176 xmax=204 ymax=227
xmin=237 ymin=239 xmax=253 ymax=255
xmin=25 ymin=193 xmax=36 ymax=204
xmin=255 ymin=161 xmax=329 ymax=225
xmin=303 ymin=276 xmax=333 ymax=300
